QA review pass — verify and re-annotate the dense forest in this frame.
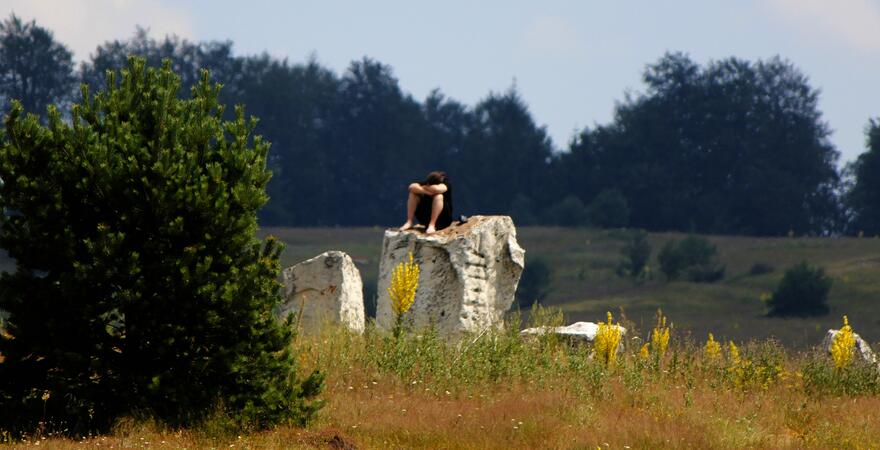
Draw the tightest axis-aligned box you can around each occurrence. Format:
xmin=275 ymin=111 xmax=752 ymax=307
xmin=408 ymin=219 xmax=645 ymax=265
xmin=2 ymin=14 xmax=879 ymax=236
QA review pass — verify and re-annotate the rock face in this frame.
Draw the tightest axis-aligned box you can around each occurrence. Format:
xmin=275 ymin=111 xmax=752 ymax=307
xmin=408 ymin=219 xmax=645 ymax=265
xmin=281 ymin=251 xmax=365 ymax=334
xmin=521 ymin=322 xmax=627 ymax=346
xmin=822 ymin=328 xmax=877 ymax=365
xmin=376 ymin=215 xmax=525 ymax=336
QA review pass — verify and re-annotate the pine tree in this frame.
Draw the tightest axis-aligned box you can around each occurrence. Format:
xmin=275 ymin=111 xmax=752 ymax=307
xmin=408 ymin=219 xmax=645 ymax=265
xmin=0 ymin=57 xmax=322 ymax=435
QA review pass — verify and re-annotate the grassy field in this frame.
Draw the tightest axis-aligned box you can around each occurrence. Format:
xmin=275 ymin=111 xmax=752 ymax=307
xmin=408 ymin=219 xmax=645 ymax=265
xmin=27 ymin=318 xmax=880 ymax=449
xmin=7 ymin=226 xmax=880 ymax=449
xmin=257 ymin=226 xmax=880 ymax=349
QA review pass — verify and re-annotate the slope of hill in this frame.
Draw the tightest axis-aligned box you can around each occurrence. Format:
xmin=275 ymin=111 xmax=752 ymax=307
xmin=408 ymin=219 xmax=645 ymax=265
xmin=262 ymin=227 xmax=880 ymax=348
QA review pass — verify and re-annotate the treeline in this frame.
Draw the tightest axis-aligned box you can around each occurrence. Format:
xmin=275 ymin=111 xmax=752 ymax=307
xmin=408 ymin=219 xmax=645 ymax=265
xmin=2 ymin=14 xmax=880 ymax=236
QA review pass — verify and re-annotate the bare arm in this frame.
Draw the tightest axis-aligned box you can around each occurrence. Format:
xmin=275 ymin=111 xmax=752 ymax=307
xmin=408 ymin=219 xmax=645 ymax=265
xmin=420 ymin=183 xmax=448 ymax=195
xmin=408 ymin=182 xmax=447 ymax=195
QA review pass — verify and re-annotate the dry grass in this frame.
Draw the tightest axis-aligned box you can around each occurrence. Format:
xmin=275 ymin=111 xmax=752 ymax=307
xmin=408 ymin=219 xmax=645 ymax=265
xmin=21 ymin=313 xmax=880 ymax=450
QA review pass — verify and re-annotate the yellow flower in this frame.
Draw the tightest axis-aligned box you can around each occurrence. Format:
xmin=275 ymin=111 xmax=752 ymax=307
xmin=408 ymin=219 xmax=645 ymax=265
xmin=388 ymin=252 xmax=420 ymax=337
xmin=831 ymin=315 xmax=856 ymax=369
xmin=704 ymin=333 xmax=721 ymax=359
xmin=594 ymin=312 xmax=622 ymax=366
xmin=651 ymin=309 xmax=670 ymax=358
xmin=727 ymin=341 xmax=740 ymax=365
xmin=639 ymin=343 xmax=650 ymax=360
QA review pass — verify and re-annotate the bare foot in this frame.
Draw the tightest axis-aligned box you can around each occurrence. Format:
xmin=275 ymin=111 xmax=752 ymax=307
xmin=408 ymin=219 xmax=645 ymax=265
xmin=426 ymin=225 xmax=436 ymax=235
xmin=399 ymin=221 xmax=413 ymax=231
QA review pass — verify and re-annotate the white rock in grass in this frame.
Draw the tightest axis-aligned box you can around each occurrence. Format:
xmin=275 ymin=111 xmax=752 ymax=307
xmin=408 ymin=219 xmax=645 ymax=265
xmin=281 ymin=251 xmax=365 ymax=334
xmin=521 ymin=321 xmax=627 ymax=346
xmin=376 ymin=215 xmax=525 ymax=336
xmin=821 ymin=328 xmax=877 ymax=364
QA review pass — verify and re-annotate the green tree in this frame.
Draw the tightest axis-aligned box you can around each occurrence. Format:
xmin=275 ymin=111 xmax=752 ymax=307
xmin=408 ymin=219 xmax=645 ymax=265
xmin=517 ymin=257 xmax=552 ymax=308
xmin=767 ymin=262 xmax=832 ymax=316
xmin=463 ymin=87 xmax=556 ymax=216
xmin=81 ymin=27 xmax=240 ymax=98
xmin=0 ymin=14 xmax=76 ymax=114
xmin=657 ymin=235 xmax=725 ymax=282
xmin=561 ymin=53 xmax=841 ymax=235
xmin=617 ymin=230 xmax=651 ymax=280
xmin=0 ymin=58 xmax=322 ymax=435
xmin=845 ymin=119 xmax=880 ymax=235
xmin=586 ymin=188 xmax=630 ymax=228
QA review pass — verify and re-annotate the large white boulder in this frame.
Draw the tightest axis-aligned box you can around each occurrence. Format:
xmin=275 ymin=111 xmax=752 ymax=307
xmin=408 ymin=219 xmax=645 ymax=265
xmin=281 ymin=251 xmax=365 ymax=334
xmin=521 ymin=322 xmax=627 ymax=346
xmin=376 ymin=215 xmax=525 ymax=336
xmin=821 ymin=328 xmax=877 ymax=365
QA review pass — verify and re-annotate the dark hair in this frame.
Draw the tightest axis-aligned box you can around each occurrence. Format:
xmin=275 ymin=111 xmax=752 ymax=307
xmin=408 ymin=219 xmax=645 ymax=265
xmin=424 ymin=171 xmax=448 ymax=185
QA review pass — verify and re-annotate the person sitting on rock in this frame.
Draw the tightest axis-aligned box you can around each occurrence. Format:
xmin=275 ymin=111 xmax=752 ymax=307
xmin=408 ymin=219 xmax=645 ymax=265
xmin=399 ymin=171 xmax=453 ymax=234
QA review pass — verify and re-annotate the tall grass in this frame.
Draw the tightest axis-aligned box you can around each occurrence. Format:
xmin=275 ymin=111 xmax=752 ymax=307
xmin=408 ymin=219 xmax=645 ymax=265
xmin=20 ymin=306 xmax=880 ymax=449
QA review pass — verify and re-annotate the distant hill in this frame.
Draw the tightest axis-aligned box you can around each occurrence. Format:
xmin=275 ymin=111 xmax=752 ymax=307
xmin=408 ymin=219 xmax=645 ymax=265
xmin=3 ymin=227 xmax=878 ymax=348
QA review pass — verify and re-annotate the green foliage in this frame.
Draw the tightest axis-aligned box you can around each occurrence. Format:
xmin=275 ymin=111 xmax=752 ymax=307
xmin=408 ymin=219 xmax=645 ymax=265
xmin=0 ymin=58 xmax=322 ymax=436
xmin=561 ymin=52 xmax=841 ymax=236
xmin=0 ymin=13 xmax=76 ymax=114
xmin=845 ymin=119 xmax=880 ymax=235
xmin=616 ymin=230 xmax=652 ymax=281
xmin=657 ymin=235 xmax=725 ymax=282
xmin=748 ymin=262 xmax=775 ymax=276
xmin=767 ymin=261 xmax=832 ymax=316
xmin=545 ymin=195 xmax=589 ymax=227
xmin=586 ymin=189 xmax=630 ymax=228
xmin=517 ymin=257 xmax=552 ymax=308
xmin=801 ymin=350 xmax=880 ymax=396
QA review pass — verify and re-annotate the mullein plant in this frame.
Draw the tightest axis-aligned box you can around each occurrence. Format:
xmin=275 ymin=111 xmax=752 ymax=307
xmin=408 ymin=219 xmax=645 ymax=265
xmin=388 ymin=252 xmax=420 ymax=338
xmin=831 ymin=315 xmax=856 ymax=369
xmin=594 ymin=312 xmax=622 ymax=366
xmin=704 ymin=333 xmax=722 ymax=360
xmin=650 ymin=309 xmax=671 ymax=358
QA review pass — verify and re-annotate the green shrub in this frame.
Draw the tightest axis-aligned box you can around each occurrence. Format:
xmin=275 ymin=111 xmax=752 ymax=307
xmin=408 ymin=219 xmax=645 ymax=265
xmin=586 ymin=189 xmax=630 ymax=228
xmin=767 ymin=261 xmax=832 ymax=316
xmin=749 ymin=262 xmax=775 ymax=276
xmin=657 ymin=235 xmax=725 ymax=282
xmin=544 ymin=195 xmax=589 ymax=226
xmin=801 ymin=350 xmax=880 ymax=396
xmin=0 ymin=58 xmax=322 ymax=436
xmin=517 ymin=257 xmax=552 ymax=308
xmin=616 ymin=229 xmax=651 ymax=281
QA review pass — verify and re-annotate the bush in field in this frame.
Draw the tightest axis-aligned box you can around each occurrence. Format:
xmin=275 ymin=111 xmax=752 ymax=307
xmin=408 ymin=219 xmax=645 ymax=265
xmin=657 ymin=235 xmax=725 ymax=282
xmin=517 ymin=257 xmax=552 ymax=308
xmin=766 ymin=261 xmax=832 ymax=317
xmin=586 ymin=188 xmax=630 ymax=228
xmin=0 ymin=58 xmax=322 ymax=435
xmin=616 ymin=230 xmax=651 ymax=280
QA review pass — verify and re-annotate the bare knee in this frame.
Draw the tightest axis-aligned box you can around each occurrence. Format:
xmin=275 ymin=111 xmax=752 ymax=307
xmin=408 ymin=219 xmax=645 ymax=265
xmin=432 ymin=194 xmax=443 ymax=206
xmin=408 ymin=183 xmax=421 ymax=193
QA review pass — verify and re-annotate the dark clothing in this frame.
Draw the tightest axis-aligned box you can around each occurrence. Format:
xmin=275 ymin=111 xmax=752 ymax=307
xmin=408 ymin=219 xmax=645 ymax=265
xmin=414 ymin=186 xmax=453 ymax=230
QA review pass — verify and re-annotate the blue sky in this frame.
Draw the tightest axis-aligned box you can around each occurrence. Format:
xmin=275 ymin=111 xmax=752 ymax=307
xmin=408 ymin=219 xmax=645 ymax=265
xmin=7 ymin=0 xmax=880 ymax=164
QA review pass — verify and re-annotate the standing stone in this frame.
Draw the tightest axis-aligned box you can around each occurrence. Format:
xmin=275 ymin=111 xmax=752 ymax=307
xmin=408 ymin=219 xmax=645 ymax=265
xmin=376 ymin=215 xmax=525 ymax=336
xmin=281 ymin=251 xmax=365 ymax=334
xmin=822 ymin=328 xmax=877 ymax=365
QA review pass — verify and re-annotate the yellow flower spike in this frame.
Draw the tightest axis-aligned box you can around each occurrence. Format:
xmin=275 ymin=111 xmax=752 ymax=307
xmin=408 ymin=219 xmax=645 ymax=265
xmin=388 ymin=252 xmax=420 ymax=337
xmin=704 ymin=333 xmax=721 ymax=360
xmin=728 ymin=341 xmax=740 ymax=365
xmin=651 ymin=309 xmax=670 ymax=358
xmin=594 ymin=311 xmax=622 ymax=366
xmin=831 ymin=315 xmax=856 ymax=369
xmin=639 ymin=343 xmax=650 ymax=360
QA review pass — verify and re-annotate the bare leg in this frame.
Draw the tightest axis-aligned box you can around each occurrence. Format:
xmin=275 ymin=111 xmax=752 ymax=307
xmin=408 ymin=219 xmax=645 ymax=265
xmin=426 ymin=194 xmax=444 ymax=234
xmin=399 ymin=191 xmax=420 ymax=231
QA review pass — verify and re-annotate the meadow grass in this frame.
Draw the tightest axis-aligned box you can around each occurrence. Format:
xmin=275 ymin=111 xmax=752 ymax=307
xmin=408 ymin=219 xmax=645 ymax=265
xmin=20 ymin=307 xmax=880 ymax=449
xmin=255 ymin=226 xmax=880 ymax=348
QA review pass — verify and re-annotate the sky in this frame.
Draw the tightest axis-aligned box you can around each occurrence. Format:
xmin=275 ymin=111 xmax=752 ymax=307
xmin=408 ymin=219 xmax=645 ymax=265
xmin=5 ymin=0 xmax=880 ymax=164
